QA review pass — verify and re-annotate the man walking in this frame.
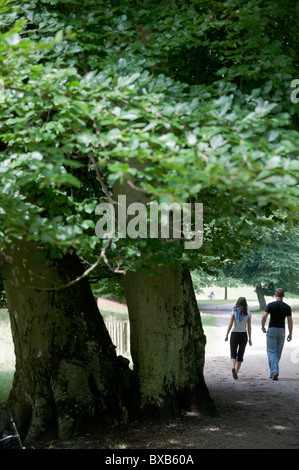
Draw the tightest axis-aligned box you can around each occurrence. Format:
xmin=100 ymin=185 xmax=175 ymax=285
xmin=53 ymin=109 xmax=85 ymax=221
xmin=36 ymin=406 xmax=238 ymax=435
xmin=261 ymin=288 xmax=293 ymax=380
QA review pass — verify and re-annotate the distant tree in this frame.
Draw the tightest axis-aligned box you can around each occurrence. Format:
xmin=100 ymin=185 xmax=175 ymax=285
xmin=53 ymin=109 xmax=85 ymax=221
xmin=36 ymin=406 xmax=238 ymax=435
xmin=191 ymin=271 xmax=240 ymax=300
xmin=224 ymin=223 xmax=299 ymax=309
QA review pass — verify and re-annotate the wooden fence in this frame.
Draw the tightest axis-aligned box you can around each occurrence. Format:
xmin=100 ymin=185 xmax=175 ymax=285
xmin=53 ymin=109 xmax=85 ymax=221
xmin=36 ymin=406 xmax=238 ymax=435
xmin=104 ymin=319 xmax=130 ymax=358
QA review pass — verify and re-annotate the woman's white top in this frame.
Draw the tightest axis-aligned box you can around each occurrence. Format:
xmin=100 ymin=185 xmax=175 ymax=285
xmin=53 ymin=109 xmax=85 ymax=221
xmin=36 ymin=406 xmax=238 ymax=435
xmin=231 ymin=308 xmax=251 ymax=333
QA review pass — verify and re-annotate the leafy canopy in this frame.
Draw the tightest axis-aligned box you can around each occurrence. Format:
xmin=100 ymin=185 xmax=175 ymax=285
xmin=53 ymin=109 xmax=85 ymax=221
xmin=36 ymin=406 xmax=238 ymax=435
xmin=0 ymin=0 xmax=298 ymax=275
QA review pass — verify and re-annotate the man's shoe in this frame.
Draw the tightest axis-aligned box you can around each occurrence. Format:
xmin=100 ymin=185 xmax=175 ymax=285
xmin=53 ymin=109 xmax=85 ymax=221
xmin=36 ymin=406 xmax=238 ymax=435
xmin=272 ymin=373 xmax=279 ymax=381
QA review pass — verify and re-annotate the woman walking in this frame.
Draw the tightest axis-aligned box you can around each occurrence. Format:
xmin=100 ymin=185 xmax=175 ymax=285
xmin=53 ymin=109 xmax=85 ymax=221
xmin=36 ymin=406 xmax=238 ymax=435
xmin=225 ymin=297 xmax=252 ymax=379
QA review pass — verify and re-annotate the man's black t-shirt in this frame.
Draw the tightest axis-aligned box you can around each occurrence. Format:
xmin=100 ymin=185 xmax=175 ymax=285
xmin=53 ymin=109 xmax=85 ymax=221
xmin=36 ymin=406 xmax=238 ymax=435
xmin=265 ymin=300 xmax=292 ymax=328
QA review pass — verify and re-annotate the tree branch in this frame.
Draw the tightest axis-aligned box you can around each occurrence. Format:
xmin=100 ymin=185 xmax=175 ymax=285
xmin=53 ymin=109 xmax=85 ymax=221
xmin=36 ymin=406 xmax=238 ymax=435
xmin=21 ymin=237 xmax=125 ymax=292
xmin=89 ymin=156 xmax=116 ymax=205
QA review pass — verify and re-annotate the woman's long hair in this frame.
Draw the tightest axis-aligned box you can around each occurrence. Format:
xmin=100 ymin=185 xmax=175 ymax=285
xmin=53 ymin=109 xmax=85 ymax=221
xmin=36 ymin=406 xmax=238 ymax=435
xmin=234 ymin=297 xmax=248 ymax=316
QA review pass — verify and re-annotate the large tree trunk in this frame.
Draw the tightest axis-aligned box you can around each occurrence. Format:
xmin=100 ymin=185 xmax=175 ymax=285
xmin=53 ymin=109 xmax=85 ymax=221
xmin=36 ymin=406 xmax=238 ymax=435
xmin=110 ymin=177 xmax=215 ymax=420
xmin=256 ymin=284 xmax=267 ymax=311
xmin=123 ymin=266 xmax=215 ymax=419
xmin=0 ymin=242 xmax=131 ymax=444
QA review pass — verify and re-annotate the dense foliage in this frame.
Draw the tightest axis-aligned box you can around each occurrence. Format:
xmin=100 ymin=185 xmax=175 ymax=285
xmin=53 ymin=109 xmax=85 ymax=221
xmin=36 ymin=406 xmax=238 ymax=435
xmin=1 ymin=0 xmax=298 ymax=280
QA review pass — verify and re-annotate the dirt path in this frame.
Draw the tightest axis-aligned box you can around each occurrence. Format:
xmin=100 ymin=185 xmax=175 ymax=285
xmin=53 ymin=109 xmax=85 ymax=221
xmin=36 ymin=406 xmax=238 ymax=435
xmin=201 ymin=302 xmax=299 ymax=449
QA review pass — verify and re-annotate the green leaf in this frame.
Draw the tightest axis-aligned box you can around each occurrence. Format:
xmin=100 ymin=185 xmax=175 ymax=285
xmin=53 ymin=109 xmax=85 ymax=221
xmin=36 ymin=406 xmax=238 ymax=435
xmin=210 ymin=134 xmax=227 ymax=149
xmin=117 ymin=73 xmax=140 ymax=88
xmin=53 ymin=173 xmax=81 ymax=188
xmin=54 ymin=30 xmax=64 ymax=43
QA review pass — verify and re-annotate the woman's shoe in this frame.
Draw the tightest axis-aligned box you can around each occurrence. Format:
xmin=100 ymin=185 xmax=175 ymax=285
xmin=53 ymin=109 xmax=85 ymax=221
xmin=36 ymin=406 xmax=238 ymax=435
xmin=232 ymin=368 xmax=238 ymax=380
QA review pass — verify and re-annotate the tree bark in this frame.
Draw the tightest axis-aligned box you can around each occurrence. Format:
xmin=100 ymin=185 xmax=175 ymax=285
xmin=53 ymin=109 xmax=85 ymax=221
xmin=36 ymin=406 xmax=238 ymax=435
xmin=0 ymin=242 xmax=131 ymax=444
xmin=110 ymin=178 xmax=215 ymax=419
xmin=123 ymin=266 xmax=215 ymax=419
xmin=256 ymin=284 xmax=267 ymax=311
